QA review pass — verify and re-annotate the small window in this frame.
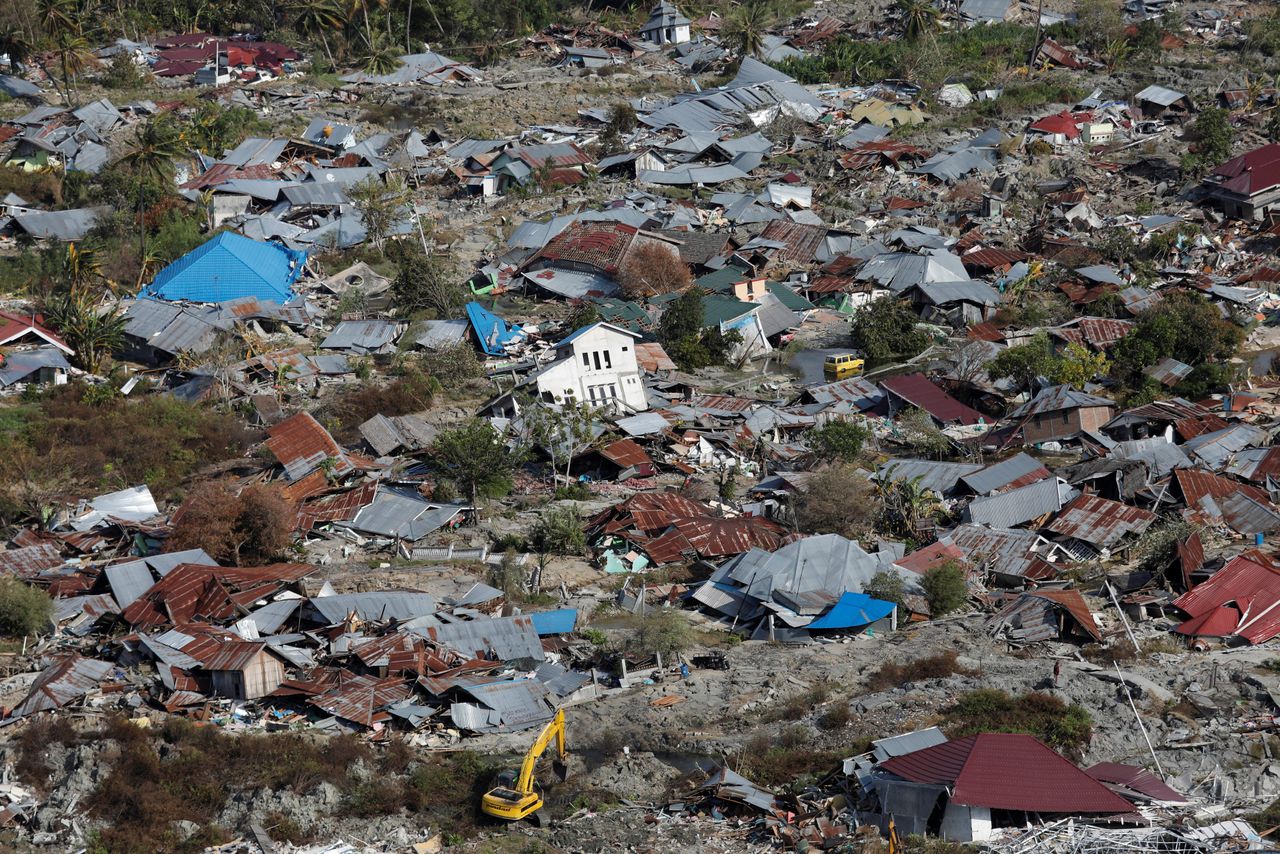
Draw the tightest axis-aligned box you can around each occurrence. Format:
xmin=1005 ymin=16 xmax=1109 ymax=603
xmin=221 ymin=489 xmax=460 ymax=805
xmin=621 ymin=345 xmax=629 ymax=352
xmin=582 ymin=352 xmax=590 ymax=367
xmin=1061 ymin=411 xmax=1070 ymax=424
xmin=603 ymin=351 xmax=612 ymax=369
xmin=593 ymin=351 xmax=602 ymax=371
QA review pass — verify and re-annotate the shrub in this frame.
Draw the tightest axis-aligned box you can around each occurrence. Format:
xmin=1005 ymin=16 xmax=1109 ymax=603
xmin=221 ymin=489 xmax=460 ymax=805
xmin=331 ymin=367 xmax=440 ymax=438
xmin=417 ymin=343 xmax=483 ymax=389
xmin=863 ymin=570 xmax=906 ymax=610
xmin=941 ymin=689 xmax=1093 ymax=755
xmin=0 ymin=578 xmax=53 ymax=636
xmin=618 ymin=243 xmax=691 ymax=298
xmin=167 ymin=482 xmax=294 ymax=566
xmin=922 ymin=562 xmax=968 ymax=616
xmin=866 ymin=651 xmax=967 ymax=692
xmin=627 ymin=609 xmax=692 ymax=659
xmin=851 ymin=298 xmax=928 ymax=367
xmin=806 ymin=420 xmax=870 ymax=462
xmin=794 ymin=464 xmax=882 ymax=540
xmin=530 ymin=504 xmax=586 ymax=556
xmin=3 ymin=384 xmax=253 ymax=504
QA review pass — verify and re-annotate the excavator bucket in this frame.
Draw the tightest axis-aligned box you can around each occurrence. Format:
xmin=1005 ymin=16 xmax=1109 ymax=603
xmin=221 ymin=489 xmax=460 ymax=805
xmin=552 ymin=759 xmax=568 ymax=782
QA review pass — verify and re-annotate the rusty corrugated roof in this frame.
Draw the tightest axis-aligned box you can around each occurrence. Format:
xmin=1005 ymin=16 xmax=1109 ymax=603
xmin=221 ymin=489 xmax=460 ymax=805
xmin=307 ymin=673 xmax=410 ymax=726
xmin=9 ymin=654 xmax=115 ymax=718
xmin=1046 ymin=493 xmax=1156 ymax=549
xmin=0 ymin=543 xmax=64 ymax=577
xmin=599 ymin=439 xmax=653 ymax=469
xmin=265 ymin=412 xmax=353 ymax=482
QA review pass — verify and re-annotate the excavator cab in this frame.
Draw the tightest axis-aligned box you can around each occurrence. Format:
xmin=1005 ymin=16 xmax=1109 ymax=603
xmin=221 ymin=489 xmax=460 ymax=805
xmin=480 ymin=709 xmax=568 ymax=825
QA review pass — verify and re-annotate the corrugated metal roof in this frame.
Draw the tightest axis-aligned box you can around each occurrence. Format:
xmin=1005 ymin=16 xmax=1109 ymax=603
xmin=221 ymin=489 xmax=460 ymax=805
xmin=265 ymin=412 xmax=353 ymax=482
xmin=1174 ymin=550 xmax=1280 ymax=643
xmin=949 ymin=524 xmax=1051 ymax=579
xmin=10 ymin=655 xmax=115 ymax=718
xmin=307 ymin=674 xmax=410 ymax=726
xmin=341 ymin=488 xmax=463 ymax=541
xmin=0 ymin=543 xmax=64 ymax=577
xmin=453 ymin=679 xmax=553 ymax=731
xmin=309 ymin=592 xmax=437 ymax=624
xmin=1183 ymin=424 xmax=1267 ymax=470
xmin=1085 ymin=763 xmax=1187 ymax=804
xmin=879 ymin=733 xmax=1134 ymax=813
xmin=881 ymin=373 xmax=985 ymax=426
xmin=961 ymin=453 xmax=1050 ymax=496
xmin=1010 ymin=384 xmax=1114 ymax=418
xmin=144 ymin=232 xmax=306 ymax=304
xmin=416 ymin=613 xmax=545 ymax=661
xmin=321 ymin=320 xmax=400 ymax=353
xmin=1047 ymin=493 xmax=1156 ymax=548
xmin=876 ymin=459 xmax=985 ymax=495
xmin=965 ymin=478 xmax=1077 ymax=528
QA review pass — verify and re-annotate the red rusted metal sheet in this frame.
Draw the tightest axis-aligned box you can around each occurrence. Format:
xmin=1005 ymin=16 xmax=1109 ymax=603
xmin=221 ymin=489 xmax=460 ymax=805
xmin=1047 ymin=493 xmax=1156 ymax=549
xmin=265 ymin=412 xmax=353 ymax=482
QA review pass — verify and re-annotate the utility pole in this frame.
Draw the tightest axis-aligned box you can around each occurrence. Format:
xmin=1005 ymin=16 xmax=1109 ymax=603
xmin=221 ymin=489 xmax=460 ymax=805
xmin=1029 ymin=0 xmax=1046 ymax=68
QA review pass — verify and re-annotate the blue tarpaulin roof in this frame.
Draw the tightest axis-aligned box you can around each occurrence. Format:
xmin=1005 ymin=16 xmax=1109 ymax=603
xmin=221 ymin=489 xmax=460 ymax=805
xmin=805 ymin=592 xmax=895 ymax=630
xmin=466 ymin=301 xmax=525 ymax=355
xmin=529 ymin=608 xmax=578 ymax=635
xmin=144 ymin=232 xmax=307 ymax=304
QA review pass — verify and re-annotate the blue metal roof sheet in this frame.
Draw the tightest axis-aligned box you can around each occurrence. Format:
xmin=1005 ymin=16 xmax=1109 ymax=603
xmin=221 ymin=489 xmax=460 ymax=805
xmin=806 ymin=591 xmax=895 ymax=629
xmin=144 ymin=232 xmax=306 ymax=304
xmin=529 ymin=608 xmax=578 ymax=635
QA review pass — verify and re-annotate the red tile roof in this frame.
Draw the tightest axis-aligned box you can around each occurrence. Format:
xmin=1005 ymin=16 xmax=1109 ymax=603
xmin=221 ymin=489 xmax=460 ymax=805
xmin=879 ymin=733 xmax=1133 ymax=813
xmin=880 ymin=373 xmax=985 ymax=426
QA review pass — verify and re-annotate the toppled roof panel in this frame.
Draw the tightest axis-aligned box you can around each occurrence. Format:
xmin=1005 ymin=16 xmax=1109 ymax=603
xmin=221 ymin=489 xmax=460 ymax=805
xmin=9 ymin=655 xmax=115 ymax=719
xmin=265 ymin=412 xmax=353 ymax=482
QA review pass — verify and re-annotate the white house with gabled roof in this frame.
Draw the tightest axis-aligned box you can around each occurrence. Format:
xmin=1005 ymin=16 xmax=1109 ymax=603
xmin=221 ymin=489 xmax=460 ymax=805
xmin=531 ymin=322 xmax=648 ymax=413
xmin=640 ymin=2 xmax=692 ymax=45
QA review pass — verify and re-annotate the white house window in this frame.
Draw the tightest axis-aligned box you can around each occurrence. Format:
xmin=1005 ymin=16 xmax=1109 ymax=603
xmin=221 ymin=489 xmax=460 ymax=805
xmin=603 ymin=351 xmax=612 ymax=369
xmin=592 ymin=351 xmax=602 ymax=370
xmin=582 ymin=352 xmax=590 ymax=367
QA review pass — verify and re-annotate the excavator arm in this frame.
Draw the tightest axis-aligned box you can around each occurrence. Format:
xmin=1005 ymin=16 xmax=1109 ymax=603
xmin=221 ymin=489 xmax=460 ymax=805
xmin=516 ymin=708 xmax=566 ymax=794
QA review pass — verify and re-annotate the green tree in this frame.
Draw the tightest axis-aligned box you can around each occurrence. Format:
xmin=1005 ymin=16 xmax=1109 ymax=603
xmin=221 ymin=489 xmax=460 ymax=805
xmin=851 ymin=298 xmax=928 ymax=366
xmin=1052 ymin=342 xmax=1110 ymax=389
xmin=524 ymin=400 xmax=595 ymax=482
xmin=529 ymin=504 xmax=585 ymax=556
xmin=627 ymin=608 xmax=691 ymax=659
xmin=807 ymin=420 xmax=870 ymax=462
xmin=658 ymin=288 xmax=705 ymax=344
xmin=795 ymin=464 xmax=882 ymax=539
xmin=922 ymin=561 xmax=968 ymax=616
xmin=986 ymin=331 xmax=1059 ymax=392
xmin=864 ymin=570 xmax=907 ymax=609
xmin=895 ymin=407 xmax=952 ymax=458
xmin=432 ymin=420 xmax=523 ymax=513
xmin=1112 ymin=291 xmax=1244 ymax=385
xmin=287 ymin=0 xmax=344 ymax=66
xmin=0 ymin=578 xmax=53 ymax=637
xmin=1182 ymin=107 xmax=1233 ymax=176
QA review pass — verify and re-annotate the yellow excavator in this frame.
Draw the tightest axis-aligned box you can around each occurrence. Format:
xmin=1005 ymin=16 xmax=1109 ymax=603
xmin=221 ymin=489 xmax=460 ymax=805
xmin=480 ymin=708 xmax=568 ymax=825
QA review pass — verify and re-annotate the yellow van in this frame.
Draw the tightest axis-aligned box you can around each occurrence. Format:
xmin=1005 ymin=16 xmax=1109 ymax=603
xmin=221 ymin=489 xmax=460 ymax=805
xmin=823 ymin=352 xmax=865 ymax=379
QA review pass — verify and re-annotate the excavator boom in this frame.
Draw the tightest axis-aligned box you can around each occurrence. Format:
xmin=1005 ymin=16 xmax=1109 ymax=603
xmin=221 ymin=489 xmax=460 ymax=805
xmin=480 ymin=709 xmax=568 ymax=822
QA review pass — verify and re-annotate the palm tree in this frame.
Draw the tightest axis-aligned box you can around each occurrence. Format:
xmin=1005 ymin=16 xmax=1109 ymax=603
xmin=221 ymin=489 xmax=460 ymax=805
xmin=61 ymin=242 xmax=103 ymax=295
xmin=723 ymin=0 xmax=771 ymax=59
xmin=117 ymin=118 xmax=187 ymax=184
xmin=43 ymin=294 xmax=126 ymax=375
xmin=897 ymin=0 xmax=941 ymax=42
xmin=36 ymin=0 xmax=75 ymax=38
xmin=358 ymin=36 xmax=401 ymax=75
xmin=287 ymin=0 xmax=343 ymax=67
xmin=0 ymin=26 xmax=33 ymax=70
xmin=55 ymin=30 xmax=98 ymax=99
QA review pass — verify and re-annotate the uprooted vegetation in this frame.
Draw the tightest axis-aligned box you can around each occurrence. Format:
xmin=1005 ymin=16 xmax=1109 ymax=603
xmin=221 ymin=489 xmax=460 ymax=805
xmin=14 ymin=715 xmax=495 ymax=854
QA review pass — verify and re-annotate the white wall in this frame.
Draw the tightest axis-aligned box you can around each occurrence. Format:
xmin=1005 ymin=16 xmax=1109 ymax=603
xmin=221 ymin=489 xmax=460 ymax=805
xmin=536 ymin=325 xmax=648 ymax=412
